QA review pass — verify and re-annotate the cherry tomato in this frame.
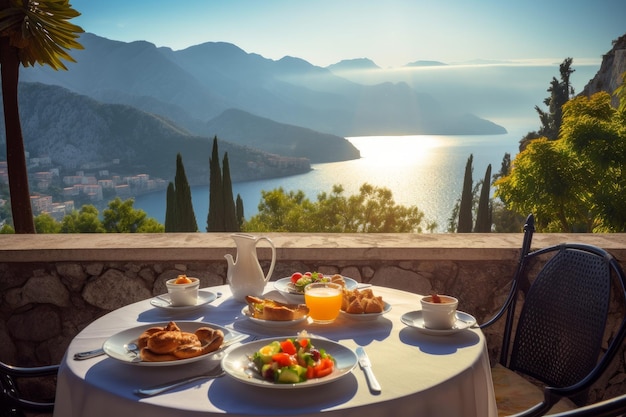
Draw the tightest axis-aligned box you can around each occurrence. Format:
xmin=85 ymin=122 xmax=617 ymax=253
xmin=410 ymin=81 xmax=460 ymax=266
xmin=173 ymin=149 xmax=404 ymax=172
xmin=280 ymin=339 xmax=297 ymax=355
xmin=304 ymin=272 xmax=312 ymax=277
xmin=298 ymin=338 xmax=308 ymax=349
xmin=291 ymin=272 xmax=303 ymax=283
xmin=272 ymin=353 xmax=296 ymax=367
xmin=313 ymin=358 xmax=334 ymax=378
xmin=306 ymin=365 xmax=315 ymax=379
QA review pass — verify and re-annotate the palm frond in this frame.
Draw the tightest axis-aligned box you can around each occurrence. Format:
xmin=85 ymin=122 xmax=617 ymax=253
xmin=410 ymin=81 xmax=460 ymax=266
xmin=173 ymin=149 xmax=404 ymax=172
xmin=0 ymin=0 xmax=84 ymax=70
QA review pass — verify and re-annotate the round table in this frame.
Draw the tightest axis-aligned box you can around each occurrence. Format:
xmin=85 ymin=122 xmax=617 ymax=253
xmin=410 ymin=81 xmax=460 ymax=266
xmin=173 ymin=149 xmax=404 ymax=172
xmin=53 ymin=283 xmax=497 ymax=417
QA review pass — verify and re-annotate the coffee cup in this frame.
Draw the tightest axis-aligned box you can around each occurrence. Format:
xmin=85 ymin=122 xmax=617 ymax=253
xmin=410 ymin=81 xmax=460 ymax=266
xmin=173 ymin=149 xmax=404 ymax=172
xmin=165 ymin=276 xmax=199 ymax=306
xmin=420 ymin=294 xmax=458 ymax=329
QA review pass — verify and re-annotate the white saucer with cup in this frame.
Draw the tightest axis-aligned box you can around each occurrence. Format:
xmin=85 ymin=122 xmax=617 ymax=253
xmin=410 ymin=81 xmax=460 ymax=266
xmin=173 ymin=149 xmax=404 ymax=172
xmin=165 ymin=276 xmax=200 ymax=306
xmin=420 ymin=294 xmax=459 ymax=329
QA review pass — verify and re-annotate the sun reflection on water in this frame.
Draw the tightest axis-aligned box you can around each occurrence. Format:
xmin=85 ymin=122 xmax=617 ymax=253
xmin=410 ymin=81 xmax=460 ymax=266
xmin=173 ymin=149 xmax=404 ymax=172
xmin=347 ymin=135 xmax=449 ymax=166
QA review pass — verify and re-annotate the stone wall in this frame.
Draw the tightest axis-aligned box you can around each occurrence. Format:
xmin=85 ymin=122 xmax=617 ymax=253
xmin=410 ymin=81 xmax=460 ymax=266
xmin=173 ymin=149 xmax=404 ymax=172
xmin=1 ymin=232 xmax=625 ymax=405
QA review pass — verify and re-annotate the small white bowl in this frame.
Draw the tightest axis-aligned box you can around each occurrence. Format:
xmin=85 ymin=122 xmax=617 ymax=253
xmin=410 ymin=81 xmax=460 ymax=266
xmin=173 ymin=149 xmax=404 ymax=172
xmin=165 ymin=277 xmax=200 ymax=306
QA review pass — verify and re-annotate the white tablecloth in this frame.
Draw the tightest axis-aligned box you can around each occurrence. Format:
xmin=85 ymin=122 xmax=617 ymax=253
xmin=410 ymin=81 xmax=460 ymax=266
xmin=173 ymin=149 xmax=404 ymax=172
xmin=53 ymin=283 xmax=497 ymax=417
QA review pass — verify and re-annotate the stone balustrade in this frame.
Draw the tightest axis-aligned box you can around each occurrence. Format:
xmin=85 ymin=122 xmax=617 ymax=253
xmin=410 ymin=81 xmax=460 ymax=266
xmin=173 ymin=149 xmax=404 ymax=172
xmin=1 ymin=232 xmax=625 ymax=405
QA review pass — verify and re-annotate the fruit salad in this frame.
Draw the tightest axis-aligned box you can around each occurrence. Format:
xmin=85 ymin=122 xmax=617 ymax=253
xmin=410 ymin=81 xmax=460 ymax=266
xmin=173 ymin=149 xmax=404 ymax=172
xmin=251 ymin=332 xmax=335 ymax=383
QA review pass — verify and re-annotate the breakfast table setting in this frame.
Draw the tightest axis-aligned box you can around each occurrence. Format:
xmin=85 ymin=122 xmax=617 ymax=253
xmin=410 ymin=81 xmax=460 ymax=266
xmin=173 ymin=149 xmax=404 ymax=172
xmin=53 ymin=234 xmax=497 ymax=417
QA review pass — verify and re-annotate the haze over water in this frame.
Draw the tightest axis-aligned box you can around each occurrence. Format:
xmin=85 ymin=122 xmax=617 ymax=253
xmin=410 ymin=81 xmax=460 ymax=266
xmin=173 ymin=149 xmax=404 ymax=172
xmin=134 ymin=124 xmax=528 ymax=232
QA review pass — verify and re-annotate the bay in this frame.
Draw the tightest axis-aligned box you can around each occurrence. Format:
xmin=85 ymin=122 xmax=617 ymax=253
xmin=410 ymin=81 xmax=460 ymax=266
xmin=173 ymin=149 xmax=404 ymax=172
xmin=134 ymin=123 xmax=528 ymax=232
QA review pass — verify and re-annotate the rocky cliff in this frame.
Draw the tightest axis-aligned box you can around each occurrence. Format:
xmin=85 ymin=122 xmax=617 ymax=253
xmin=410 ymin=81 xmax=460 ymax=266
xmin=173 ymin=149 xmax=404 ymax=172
xmin=581 ymin=33 xmax=626 ymax=106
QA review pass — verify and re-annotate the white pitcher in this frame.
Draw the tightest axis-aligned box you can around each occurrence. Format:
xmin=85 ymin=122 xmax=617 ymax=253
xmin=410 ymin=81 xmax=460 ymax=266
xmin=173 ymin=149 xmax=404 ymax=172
xmin=224 ymin=233 xmax=276 ymax=302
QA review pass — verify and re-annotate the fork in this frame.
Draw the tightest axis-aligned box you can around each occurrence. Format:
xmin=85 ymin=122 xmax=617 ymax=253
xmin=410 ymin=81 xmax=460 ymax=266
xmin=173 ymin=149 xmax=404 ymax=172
xmin=134 ymin=334 xmax=256 ymax=396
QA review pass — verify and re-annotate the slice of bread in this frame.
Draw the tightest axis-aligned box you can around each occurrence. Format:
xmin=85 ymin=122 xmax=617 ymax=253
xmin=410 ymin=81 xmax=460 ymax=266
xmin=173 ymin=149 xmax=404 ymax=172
xmin=245 ymin=296 xmax=309 ymax=321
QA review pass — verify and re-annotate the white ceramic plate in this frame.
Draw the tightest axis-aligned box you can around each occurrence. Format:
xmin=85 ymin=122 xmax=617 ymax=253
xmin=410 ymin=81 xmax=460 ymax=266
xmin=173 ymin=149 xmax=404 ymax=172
xmin=241 ymin=306 xmax=308 ymax=328
xmin=340 ymin=302 xmax=392 ymax=321
xmin=102 ymin=321 xmax=241 ymax=366
xmin=400 ymin=310 xmax=477 ymax=335
xmin=274 ymin=276 xmax=358 ymax=303
xmin=221 ymin=337 xmax=357 ymax=389
xmin=149 ymin=290 xmax=217 ymax=311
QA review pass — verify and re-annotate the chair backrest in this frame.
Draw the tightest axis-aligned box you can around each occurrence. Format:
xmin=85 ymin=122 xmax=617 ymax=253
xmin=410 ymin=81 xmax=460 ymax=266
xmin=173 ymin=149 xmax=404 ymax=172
xmin=482 ymin=213 xmax=626 ymax=408
xmin=510 ymin=243 xmax=615 ymax=388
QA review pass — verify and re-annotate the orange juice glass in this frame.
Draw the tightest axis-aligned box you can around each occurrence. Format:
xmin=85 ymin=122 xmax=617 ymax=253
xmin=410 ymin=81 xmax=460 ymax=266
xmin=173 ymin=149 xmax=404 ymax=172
xmin=304 ymin=282 xmax=343 ymax=324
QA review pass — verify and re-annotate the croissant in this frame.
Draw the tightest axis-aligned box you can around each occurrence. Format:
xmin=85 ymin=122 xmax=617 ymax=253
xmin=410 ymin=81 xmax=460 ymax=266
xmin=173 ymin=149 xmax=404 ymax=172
xmin=138 ymin=321 xmax=224 ymax=362
xmin=341 ymin=287 xmax=385 ymax=314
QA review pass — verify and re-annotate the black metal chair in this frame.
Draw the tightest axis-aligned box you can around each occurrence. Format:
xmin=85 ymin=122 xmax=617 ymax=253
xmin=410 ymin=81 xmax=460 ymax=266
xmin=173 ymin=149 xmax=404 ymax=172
xmin=0 ymin=360 xmax=58 ymax=417
xmin=548 ymin=391 xmax=626 ymax=417
xmin=481 ymin=214 xmax=626 ymax=417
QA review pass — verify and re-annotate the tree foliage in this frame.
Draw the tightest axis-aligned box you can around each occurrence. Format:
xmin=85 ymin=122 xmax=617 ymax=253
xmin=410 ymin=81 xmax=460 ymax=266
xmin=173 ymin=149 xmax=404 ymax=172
xmin=474 ymin=164 xmax=492 ymax=232
xmin=495 ymin=90 xmax=626 ymax=232
xmin=520 ymin=58 xmax=575 ymax=149
xmin=207 ymin=136 xmax=224 ymax=231
xmin=165 ymin=153 xmax=198 ymax=232
xmin=21 ymin=198 xmax=164 ymax=233
xmin=537 ymin=58 xmax=575 ymax=141
xmin=60 ymin=205 xmax=105 ymax=233
xmin=206 ymin=137 xmax=239 ymax=232
xmin=457 ymin=154 xmax=474 ymax=232
xmin=102 ymin=197 xmax=165 ymax=232
xmin=34 ymin=212 xmax=61 ymax=233
xmin=244 ymin=183 xmax=429 ymax=233
xmin=236 ymin=194 xmax=244 ymax=229
xmin=164 ymin=182 xmax=176 ymax=232
xmin=0 ymin=0 xmax=83 ymax=233
xmin=222 ymin=153 xmax=239 ymax=232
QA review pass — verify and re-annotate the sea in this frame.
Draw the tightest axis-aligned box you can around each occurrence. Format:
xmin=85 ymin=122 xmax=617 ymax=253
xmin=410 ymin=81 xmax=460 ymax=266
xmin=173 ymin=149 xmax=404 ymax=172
xmin=134 ymin=121 xmax=532 ymax=232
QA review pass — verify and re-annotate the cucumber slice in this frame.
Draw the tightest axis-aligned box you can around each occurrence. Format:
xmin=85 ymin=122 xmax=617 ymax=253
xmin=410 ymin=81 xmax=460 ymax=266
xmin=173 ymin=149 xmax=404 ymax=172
xmin=278 ymin=368 xmax=301 ymax=383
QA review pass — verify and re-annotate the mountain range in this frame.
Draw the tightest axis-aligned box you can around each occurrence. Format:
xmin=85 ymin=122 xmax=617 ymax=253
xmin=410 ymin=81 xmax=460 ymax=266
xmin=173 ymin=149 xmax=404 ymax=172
xmin=20 ymin=33 xmax=506 ymax=138
xmin=0 ymin=83 xmax=318 ymax=184
xmin=21 ymin=33 xmax=504 ymax=140
xmin=2 ymin=32 xmax=509 ymax=184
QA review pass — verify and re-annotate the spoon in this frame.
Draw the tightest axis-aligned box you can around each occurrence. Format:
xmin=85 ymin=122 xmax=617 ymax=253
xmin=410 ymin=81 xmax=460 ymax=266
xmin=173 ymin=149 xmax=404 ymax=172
xmin=124 ymin=342 xmax=140 ymax=358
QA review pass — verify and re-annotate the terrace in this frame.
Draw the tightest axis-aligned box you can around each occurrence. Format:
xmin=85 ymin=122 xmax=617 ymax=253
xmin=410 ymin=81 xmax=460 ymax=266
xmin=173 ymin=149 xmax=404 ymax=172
xmin=1 ymin=232 xmax=625 ymax=405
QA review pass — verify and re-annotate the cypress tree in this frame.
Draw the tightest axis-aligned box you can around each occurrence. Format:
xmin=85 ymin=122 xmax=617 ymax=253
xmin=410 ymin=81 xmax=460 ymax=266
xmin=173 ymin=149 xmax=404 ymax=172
xmin=222 ymin=152 xmax=239 ymax=232
xmin=236 ymin=194 xmax=244 ymax=229
xmin=174 ymin=153 xmax=198 ymax=232
xmin=207 ymin=136 xmax=224 ymax=232
xmin=164 ymin=182 xmax=176 ymax=232
xmin=474 ymin=164 xmax=492 ymax=232
xmin=457 ymin=154 xmax=473 ymax=233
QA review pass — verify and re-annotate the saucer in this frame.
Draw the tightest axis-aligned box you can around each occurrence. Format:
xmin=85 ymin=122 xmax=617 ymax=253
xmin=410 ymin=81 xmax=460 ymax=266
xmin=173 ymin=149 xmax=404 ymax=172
xmin=150 ymin=290 xmax=217 ymax=311
xmin=400 ymin=310 xmax=477 ymax=335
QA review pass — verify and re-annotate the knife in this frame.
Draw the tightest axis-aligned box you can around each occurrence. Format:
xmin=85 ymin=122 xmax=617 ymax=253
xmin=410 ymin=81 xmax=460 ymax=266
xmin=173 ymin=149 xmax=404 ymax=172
xmin=74 ymin=348 xmax=105 ymax=360
xmin=356 ymin=346 xmax=381 ymax=392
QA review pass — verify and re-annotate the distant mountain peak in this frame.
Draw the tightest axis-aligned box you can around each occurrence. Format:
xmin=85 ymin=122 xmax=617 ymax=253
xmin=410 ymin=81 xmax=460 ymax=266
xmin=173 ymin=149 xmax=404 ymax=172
xmin=326 ymin=58 xmax=381 ymax=72
xmin=404 ymin=60 xmax=448 ymax=67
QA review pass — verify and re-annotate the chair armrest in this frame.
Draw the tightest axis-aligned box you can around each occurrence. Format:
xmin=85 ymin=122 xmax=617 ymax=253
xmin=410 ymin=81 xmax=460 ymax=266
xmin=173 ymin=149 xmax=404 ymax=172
xmin=0 ymin=362 xmax=59 ymax=378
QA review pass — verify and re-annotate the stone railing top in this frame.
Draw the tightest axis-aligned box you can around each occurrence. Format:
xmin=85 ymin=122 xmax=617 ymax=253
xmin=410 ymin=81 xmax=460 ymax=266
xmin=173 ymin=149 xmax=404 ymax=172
xmin=0 ymin=233 xmax=624 ymax=263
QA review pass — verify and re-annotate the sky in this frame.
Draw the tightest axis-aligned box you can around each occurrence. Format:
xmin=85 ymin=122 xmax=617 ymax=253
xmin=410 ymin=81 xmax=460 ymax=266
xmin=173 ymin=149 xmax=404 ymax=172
xmin=68 ymin=0 xmax=626 ymax=69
